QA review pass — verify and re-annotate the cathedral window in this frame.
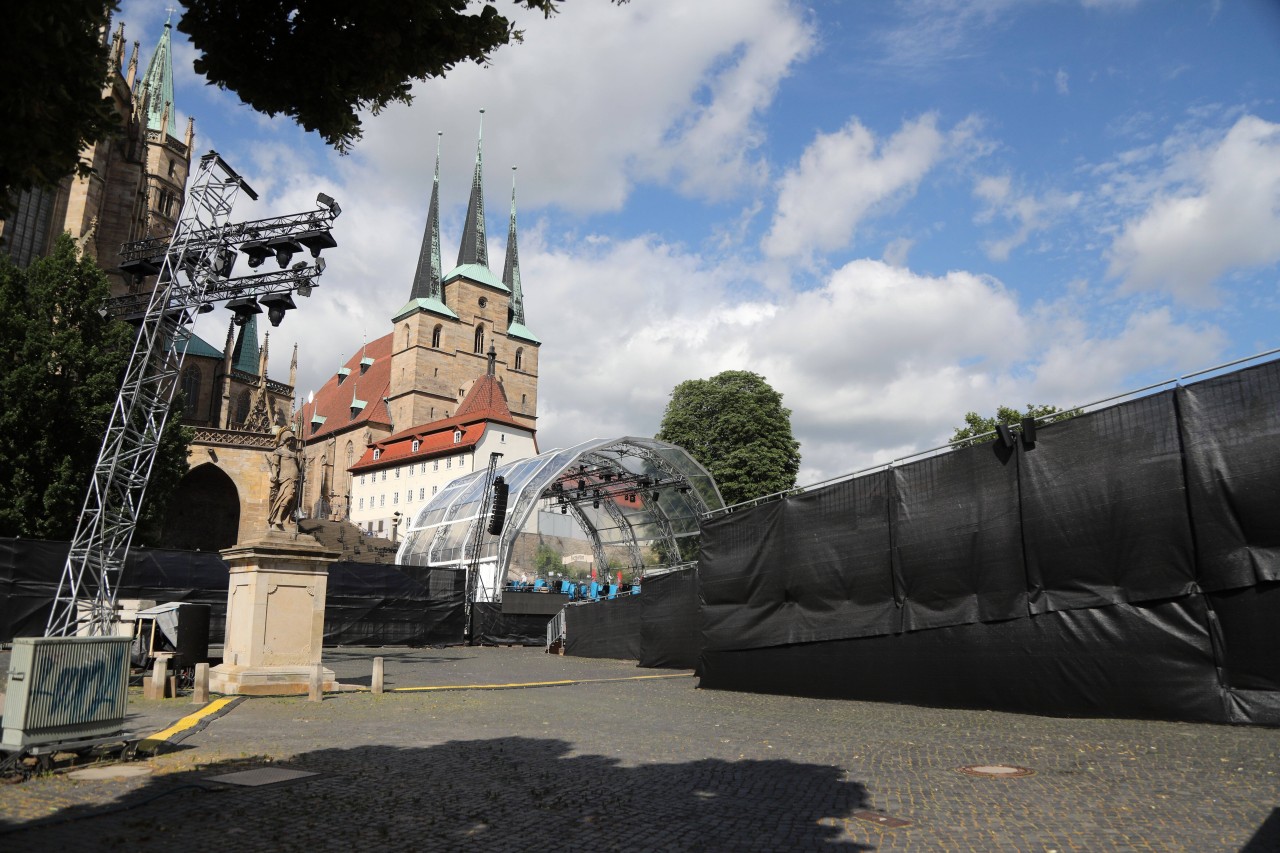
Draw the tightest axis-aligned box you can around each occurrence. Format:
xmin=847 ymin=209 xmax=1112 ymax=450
xmin=432 ymin=325 xmax=442 ymax=348
xmin=514 ymin=348 xmax=523 ymax=371
xmin=181 ymin=365 xmax=201 ymax=415
xmin=168 ymin=159 xmax=176 ymax=178
xmin=474 ymin=325 xmax=484 ymax=354
xmin=234 ymin=390 xmax=251 ymax=426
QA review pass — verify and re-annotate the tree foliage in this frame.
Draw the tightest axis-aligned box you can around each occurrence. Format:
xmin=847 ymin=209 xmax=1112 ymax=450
xmin=656 ymin=370 xmax=801 ymax=507
xmin=0 ymin=235 xmax=191 ymax=543
xmin=532 ymin=540 xmax=561 ymax=576
xmin=0 ymin=1 xmax=122 ymax=216
xmin=179 ymin=0 xmax=622 ymax=152
xmin=950 ymin=403 xmax=1077 ymax=448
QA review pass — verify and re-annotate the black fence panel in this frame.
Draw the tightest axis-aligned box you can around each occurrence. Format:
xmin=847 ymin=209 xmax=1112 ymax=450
xmin=699 ymin=500 xmax=788 ymax=651
xmin=892 ymin=447 xmax=1026 ymax=631
xmin=699 ymin=596 xmax=1226 ymax=723
xmin=1208 ymin=581 xmax=1280 ymax=692
xmin=638 ymin=568 xmax=701 ymax=669
xmin=1021 ymin=391 xmax=1197 ymax=613
xmin=471 ymin=602 xmax=550 ymax=646
xmin=1179 ymin=359 xmax=1280 ymax=590
xmin=119 ymin=547 xmax=232 ymax=643
xmin=565 ymin=595 xmax=643 ymax=660
xmin=0 ymin=538 xmax=65 ymax=639
xmin=325 ymin=562 xmax=464 ymax=647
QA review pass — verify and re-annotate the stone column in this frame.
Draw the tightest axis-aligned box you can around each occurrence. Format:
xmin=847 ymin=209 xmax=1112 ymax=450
xmin=209 ymin=531 xmax=340 ymax=695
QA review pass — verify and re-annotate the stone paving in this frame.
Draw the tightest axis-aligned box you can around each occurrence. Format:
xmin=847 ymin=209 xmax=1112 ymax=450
xmin=1 ymin=646 xmax=1277 ymax=851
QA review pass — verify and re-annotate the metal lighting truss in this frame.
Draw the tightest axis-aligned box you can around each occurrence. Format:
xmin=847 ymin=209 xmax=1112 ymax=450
xmin=45 ymin=151 xmax=339 ymax=637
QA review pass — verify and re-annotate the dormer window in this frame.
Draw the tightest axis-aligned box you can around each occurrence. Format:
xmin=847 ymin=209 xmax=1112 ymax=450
xmin=336 ymin=367 xmax=350 ymax=385
xmin=411 ymin=439 xmax=420 ymax=453
xmin=359 ymin=354 xmax=374 ymax=374
xmin=373 ymin=448 xmax=381 ymax=460
xmin=453 ymin=430 xmax=462 ymax=444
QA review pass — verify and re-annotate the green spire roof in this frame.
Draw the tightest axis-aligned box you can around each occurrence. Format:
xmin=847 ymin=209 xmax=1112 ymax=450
xmin=456 ymin=111 xmax=488 ymax=269
xmin=502 ymin=166 xmax=535 ymax=342
xmin=409 ymin=132 xmax=444 ymax=304
xmin=230 ymin=315 xmax=260 ymax=374
xmin=140 ymin=19 xmax=178 ymax=138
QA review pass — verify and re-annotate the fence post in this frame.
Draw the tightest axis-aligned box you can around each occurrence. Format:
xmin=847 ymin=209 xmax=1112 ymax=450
xmin=192 ymin=662 xmax=210 ymax=704
xmin=308 ymin=663 xmax=323 ymax=702
xmin=372 ymin=657 xmax=384 ymax=695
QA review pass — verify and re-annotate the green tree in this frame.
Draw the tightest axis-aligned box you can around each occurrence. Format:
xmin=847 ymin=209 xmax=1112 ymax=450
xmin=532 ymin=540 xmax=561 ymax=576
xmin=0 ymin=235 xmax=191 ymax=543
xmin=0 ymin=1 xmax=122 ymax=216
xmin=950 ymin=403 xmax=1076 ymax=448
xmin=656 ymin=370 xmax=801 ymax=507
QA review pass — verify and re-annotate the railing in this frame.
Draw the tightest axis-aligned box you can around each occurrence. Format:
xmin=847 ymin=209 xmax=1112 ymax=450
xmin=192 ymin=427 xmax=275 ymax=449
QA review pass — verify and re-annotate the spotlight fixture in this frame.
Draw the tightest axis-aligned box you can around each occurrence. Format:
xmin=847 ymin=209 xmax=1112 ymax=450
xmin=592 ymin=500 xmax=600 ymax=509
xmin=295 ymin=281 xmax=313 ymax=298
xmin=316 ymin=192 xmax=342 ymax=218
xmin=295 ymin=229 xmax=338 ymax=257
xmin=259 ymin=292 xmax=297 ymax=327
xmin=226 ymin=296 xmax=261 ymax=326
xmin=561 ymin=506 xmax=567 ymax=514
xmin=240 ymin=238 xmax=272 ymax=268
xmin=266 ymin=235 xmax=304 ymax=268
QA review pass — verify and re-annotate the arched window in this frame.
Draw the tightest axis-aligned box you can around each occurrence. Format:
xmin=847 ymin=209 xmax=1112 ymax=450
xmin=514 ymin=348 xmax=523 ymax=371
xmin=181 ymin=365 xmax=201 ymax=415
xmin=431 ymin=324 xmax=442 ymax=348
xmin=402 ymin=323 xmax=410 ymax=348
xmin=234 ymin=389 xmax=251 ymax=425
xmin=473 ymin=325 xmax=484 ymax=354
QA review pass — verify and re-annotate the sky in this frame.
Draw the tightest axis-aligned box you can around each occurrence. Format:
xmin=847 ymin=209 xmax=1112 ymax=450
xmin=118 ymin=0 xmax=1280 ymax=490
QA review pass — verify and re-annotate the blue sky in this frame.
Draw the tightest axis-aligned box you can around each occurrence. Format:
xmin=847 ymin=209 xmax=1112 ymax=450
xmin=119 ymin=0 xmax=1280 ymax=487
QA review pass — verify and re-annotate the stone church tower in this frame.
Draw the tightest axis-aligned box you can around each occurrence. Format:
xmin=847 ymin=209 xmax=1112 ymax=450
xmin=297 ymin=116 xmax=541 ymax=522
xmin=0 ymin=16 xmax=193 ymax=295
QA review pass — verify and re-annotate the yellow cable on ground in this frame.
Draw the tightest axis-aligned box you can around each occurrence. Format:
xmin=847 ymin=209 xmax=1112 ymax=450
xmin=388 ymin=671 xmax=694 ymax=693
xmin=137 ymin=696 xmax=239 ymax=752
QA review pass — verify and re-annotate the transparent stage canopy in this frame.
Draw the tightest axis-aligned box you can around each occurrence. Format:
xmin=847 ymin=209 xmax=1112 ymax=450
xmin=396 ymin=437 xmax=724 ymax=601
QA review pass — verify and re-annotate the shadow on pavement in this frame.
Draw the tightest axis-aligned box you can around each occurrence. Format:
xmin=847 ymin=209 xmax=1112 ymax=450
xmin=0 ymin=737 xmax=872 ymax=851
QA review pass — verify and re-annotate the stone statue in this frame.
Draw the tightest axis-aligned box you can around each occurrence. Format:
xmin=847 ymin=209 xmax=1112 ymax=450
xmin=268 ymin=427 xmax=301 ymax=530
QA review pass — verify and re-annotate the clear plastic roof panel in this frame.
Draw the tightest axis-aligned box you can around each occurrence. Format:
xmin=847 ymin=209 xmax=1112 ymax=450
xmin=396 ymin=437 xmax=724 ymax=582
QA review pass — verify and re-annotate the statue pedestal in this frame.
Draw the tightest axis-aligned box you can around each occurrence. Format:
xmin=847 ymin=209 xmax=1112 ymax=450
xmin=209 ymin=531 xmax=340 ymax=696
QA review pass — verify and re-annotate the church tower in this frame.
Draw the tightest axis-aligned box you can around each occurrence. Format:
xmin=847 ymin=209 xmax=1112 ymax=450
xmin=135 ymin=16 xmax=193 ymax=245
xmin=387 ymin=113 xmax=540 ymax=432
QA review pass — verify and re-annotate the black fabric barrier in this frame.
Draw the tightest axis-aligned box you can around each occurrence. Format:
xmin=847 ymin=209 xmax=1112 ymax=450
xmin=638 ymin=568 xmax=701 ymax=669
xmin=699 ymin=499 xmax=787 ymax=650
xmin=1021 ymin=391 xmax=1197 ymax=613
xmin=1179 ymin=359 xmax=1280 ymax=590
xmin=324 ymin=562 xmax=465 ymax=647
xmin=1208 ymin=581 xmax=1280 ymax=692
xmin=892 ymin=448 xmax=1026 ymax=630
xmin=119 ymin=547 xmax=233 ymax=643
xmin=0 ymin=538 xmax=66 ymax=639
xmin=564 ymin=595 xmax=643 ymax=660
xmin=699 ymin=596 xmax=1227 ymax=723
xmin=471 ymin=602 xmax=550 ymax=646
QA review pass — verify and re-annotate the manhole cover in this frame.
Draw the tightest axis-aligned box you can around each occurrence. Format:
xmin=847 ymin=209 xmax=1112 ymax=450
xmin=68 ymin=764 xmax=153 ymax=781
xmin=957 ymin=764 xmax=1035 ymax=778
xmin=205 ymin=767 xmax=318 ymax=787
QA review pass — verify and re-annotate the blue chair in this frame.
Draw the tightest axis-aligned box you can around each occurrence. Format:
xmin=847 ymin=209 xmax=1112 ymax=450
xmin=533 ymin=578 xmax=545 ymax=591
xmin=607 ymin=584 xmax=618 ymax=600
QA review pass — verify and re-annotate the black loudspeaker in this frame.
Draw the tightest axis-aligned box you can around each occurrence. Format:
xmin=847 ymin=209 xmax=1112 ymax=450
xmin=995 ymin=423 xmax=1016 ymax=448
xmin=174 ymin=603 xmax=211 ymax=668
xmin=1020 ymin=417 xmax=1038 ymax=447
xmin=487 ymin=477 xmax=510 ymax=535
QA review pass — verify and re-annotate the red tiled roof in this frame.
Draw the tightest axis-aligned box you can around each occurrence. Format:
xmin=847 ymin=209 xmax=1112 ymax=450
xmin=298 ymin=333 xmax=392 ymax=441
xmin=348 ymin=372 xmax=533 ymax=474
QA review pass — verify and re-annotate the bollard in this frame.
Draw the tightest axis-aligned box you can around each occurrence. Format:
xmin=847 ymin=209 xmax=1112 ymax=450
xmin=192 ymin=662 xmax=210 ymax=704
xmin=149 ymin=656 xmax=168 ymax=700
xmin=372 ymin=656 xmax=384 ymax=695
xmin=308 ymin=663 xmax=323 ymax=702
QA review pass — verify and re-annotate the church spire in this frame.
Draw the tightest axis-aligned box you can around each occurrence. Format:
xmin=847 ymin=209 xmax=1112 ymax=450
xmin=230 ymin=314 xmax=260 ymax=374
xmin=456 ymin=110 xmax=488 ymax=269
xmin=409 ymin=132 xmax=444 ymax=302
xmin=503 ymin=167 xmax=527 ymax=327
xmin=139 ymin=16 xmax=178 ymax=138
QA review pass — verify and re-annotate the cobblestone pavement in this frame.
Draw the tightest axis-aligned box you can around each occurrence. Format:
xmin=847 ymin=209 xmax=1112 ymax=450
xmin=1 ymin=646 xmax=1278 ymax=851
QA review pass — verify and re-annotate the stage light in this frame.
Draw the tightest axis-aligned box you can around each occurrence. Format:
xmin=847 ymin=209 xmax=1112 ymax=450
xmin=260 ymin=292 xmax=297 ymax=327
xmin=561 ymin=506 xmax=567 ymax=514
xmin=1020 ymin=417 xmax=1037 ymax=447
xmin=240 ymin=239 xmax=272 ymax=268
xmin=226 ymin=296 xmax=261 ymax=326
xmin=592 ymin=500 xmax=600 ymax=509
xmin=295 ymin=281 xmax=313 ymax=298
xmin=267 ymin=235 xmax=303 ymax=268
xmin=296 ymin=229 xmax=338 ymax=257
xmin=995 ymin=423 xmax=1015 ymax=448
xmin=317 ymin=192 xmax=342 ymax=218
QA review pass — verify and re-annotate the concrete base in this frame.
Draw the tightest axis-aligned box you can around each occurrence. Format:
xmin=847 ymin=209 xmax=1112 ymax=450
xmin=208 ymin=664 xmax=337 ymax=696
xmin=209 ymin=531 xmax=339 ymax=697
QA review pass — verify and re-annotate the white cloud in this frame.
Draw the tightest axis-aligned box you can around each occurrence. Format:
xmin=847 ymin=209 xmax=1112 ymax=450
xmin=973 ymin=174 xmax=1081 ymax=261
xmin=1107 ymin=115 xmax=1280 ymax=304
xmin=1055 ymin=68 xmax=1070 ymax=95
xmin=763 ymin=114 xmax=955 ymax=259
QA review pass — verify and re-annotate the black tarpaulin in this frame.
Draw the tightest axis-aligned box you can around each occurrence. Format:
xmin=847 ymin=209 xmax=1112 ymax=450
xmin=638 ymin=568 xmax=701 ymax=669
xmin=1021 ymin=391 xmax=1197 ymax=613
xmin=1178 ymin=359 xmax=1280 ymax=590
xmin=699 ymin=500 xmax=789 ymax=651
xmin=564 ymin=595 xmax=643 ymax=660
xmin=470 ymin=602 xmax=551 ymax=646
xmin=698 ymin=596 xmax=1225 ymax=723
xmin=1208 ymin=582 xmax=1280 ymax=692
xmin=325 ymin=562 xmax=464 ymax=646
xmin=119 ymin=547 xmax=232 ymax=642
xmin=892 ymin=448 xmax=1026 ymax=631
xmin=0 ymin=538 xmax=65 ymax=639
